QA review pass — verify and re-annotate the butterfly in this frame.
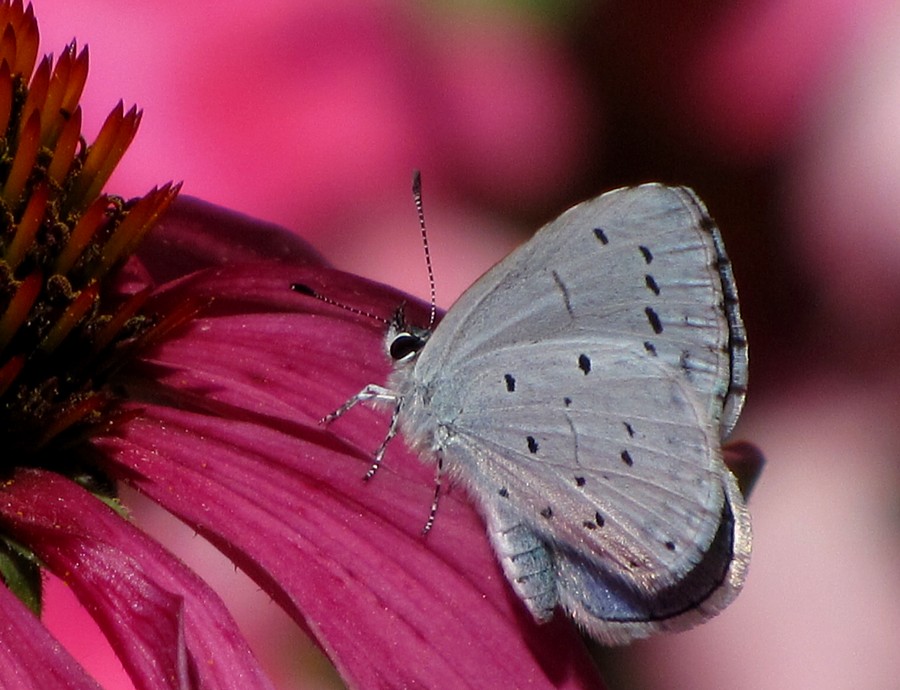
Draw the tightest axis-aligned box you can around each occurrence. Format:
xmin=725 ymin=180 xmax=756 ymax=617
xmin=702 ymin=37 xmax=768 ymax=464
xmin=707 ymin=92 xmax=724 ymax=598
xmin=296 ymin=181 xmax=752 ymax=644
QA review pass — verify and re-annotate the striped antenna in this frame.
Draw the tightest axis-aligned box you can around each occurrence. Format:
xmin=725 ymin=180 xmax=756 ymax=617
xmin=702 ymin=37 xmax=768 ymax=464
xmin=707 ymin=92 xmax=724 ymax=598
xmin=411 ymin=171 xmax=437 ymax=328
xmin=289 ymin=283 xmax=389 ymax=325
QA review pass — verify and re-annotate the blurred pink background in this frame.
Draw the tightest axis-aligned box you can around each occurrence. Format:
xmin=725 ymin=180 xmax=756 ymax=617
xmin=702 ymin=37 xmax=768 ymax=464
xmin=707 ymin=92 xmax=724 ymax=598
xmin=33 ymin=1 xmax=900 ymax=688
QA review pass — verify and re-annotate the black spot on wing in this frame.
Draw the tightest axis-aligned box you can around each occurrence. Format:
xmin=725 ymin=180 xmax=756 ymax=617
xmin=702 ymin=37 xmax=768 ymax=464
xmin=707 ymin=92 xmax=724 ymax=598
xmin=526 ymin=436 xmax=539 ymax=454
xmin=644 ymin=340 xmax=657 ymax=356
xmin=504 ymin=373 xmax=516 ymax=392
xmin=593 ymin=227 xmax=609 ymax=245
xmin=623 ymin=421 xmax=635 ymax=437
xmin=582 ymin=513 xmax=605 ymax=530
xmin=645 ymin=274 xmax=660 ymax=296
xmin=578 ymin=353 xmax=591 ymax=374
xmin=498 ymin=487 xmax=509 ymax=498
xmin=639 ymin=245 xmax=653 ymax=264
xmin=563 ymin=397 xmax=572 ymax=407
xmin=574 ymin=476 xmax=586 ymax=487
xmin=644 ymin=306 xmax=663 ymax=334
xmin=540 ymin=507 xmax=553 ymax=519
xmin=620 ymin=450 xmax=633 ymax=467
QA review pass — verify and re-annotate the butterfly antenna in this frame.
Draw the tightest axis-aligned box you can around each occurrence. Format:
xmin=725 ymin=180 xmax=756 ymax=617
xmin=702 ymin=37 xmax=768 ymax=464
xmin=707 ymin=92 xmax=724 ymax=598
xmin=290 ymin=283 xmax=389 ymax=325
xmin=412 ymin=170 xmax=437 ymax=329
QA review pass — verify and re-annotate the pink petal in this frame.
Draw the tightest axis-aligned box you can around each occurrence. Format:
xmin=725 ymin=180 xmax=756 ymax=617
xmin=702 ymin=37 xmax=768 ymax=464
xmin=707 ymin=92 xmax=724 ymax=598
xmin=138 ymin=195 xmax=327 ymax=285
xmin=0 ymin=470 xmax=275 ymax=690
xmin=0 ymin=581 xmax=102 ymax=690
xmin=94 ymin=262 xmax=605 ymax=690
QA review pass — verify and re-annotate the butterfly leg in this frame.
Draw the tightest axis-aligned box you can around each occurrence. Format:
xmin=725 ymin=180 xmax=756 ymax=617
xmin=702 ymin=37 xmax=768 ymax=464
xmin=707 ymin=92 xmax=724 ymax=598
xmin=421 ymin=454 xmax=444 ymax=535
xmin=364 ymin=396 xmax=403 ymax=481
xmin=320 ymin=384 xmax=399 ymax=424
xmin=320 ymin=384 xmax=404 ymax=480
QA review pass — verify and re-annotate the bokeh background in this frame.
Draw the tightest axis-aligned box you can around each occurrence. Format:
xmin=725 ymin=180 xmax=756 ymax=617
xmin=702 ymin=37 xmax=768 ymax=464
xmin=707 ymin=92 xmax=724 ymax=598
xmin=31 ymin=1 xmax=900 ymax=688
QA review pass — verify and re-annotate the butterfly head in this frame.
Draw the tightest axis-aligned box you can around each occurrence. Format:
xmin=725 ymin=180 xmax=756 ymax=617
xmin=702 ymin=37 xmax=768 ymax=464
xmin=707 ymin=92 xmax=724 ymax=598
xmin=386 ymin=307 xmax=431 ymax=365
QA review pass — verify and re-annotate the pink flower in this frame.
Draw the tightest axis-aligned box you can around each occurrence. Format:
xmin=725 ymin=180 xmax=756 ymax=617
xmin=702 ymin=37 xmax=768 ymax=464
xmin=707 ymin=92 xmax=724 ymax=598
xmin=0 ymin=3 xmax=604 ymax=687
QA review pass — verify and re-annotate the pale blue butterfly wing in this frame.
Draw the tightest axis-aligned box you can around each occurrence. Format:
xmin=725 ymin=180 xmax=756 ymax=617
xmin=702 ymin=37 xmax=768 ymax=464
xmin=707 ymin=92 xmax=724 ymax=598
xmin=409 ymin=184 xmax=746 ymax=439
xmin=378 ymin=184 xmax=749 ymax=643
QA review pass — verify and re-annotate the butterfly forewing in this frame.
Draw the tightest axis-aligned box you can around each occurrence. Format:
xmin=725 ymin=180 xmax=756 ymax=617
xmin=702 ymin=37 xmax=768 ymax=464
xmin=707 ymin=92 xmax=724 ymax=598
xmin=413 ymin=184 xmax=746 ymax=440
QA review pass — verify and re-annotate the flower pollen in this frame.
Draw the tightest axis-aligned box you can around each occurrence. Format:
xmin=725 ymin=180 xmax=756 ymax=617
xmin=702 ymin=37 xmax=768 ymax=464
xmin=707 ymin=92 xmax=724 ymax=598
xmin=0 ymin=1 xmax=181 ymax=467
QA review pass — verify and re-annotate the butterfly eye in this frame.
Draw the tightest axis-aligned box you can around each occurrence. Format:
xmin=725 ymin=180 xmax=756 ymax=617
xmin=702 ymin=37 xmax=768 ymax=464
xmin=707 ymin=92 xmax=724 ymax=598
xmin=389 ymin=332 xmax=427 ymax=362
